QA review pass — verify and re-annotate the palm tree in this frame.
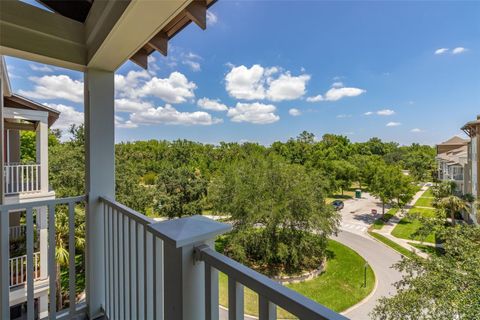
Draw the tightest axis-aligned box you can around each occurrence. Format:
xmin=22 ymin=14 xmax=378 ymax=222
xmin=437 ymin=195 xmax=467 ymax=225
xmin=53 ymin=206 xmax=85 ymax=309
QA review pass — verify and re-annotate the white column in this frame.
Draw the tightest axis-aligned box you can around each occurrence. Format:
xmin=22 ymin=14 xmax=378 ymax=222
xmin=0 ymin=64 xmax=8 ymax=320
xmin=148 ymin=215 xmax=231 ymax=320
xmin=36 ymin=119 xmax=49 ymax=193
xmin=84 ymin=68 xmax=115 ymax=318
xmin=37 ymin=206 xmax=48 ymax=318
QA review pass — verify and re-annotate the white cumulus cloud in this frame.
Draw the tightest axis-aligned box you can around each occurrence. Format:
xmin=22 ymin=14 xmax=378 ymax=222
xmin=288 ymin=108 xmax=301 ymax=116
xmin=434 ymin=48 xmax=449 ymax=55
xmin=411 ymin=128 xmax=423 ymax=133
xmin=266 ymin=73 xmax=310 ymax=101
xmin=323 ymin=86 xmax=366 ymax=101
xmin=225 ymin=64 xmax=310 ymax=101
xmin=115 ymin=98 xmax=153 ymax=113
xmin=225 ymin=64 xmax=267 ymax=100
xmin=115 ymin=115 xmax=138 ymax=129
xmin=386 ymin=122 xmax=401 ymax=127
xmin=129 ymin=104 xmax=221 ymax=126
xmin=19 ymin=75 xmax=83 ymax=103
xmin=306 ymin=95 xmax=324 ymax=102
xmin=364 ymin=111 xmax=374 ymax=116
xmin=29 ymin=64 xmax=54 ymax=72
xmin=138 ymin=72 xmax=197 ymax=104
xmin=206 ymin=11 xmax=218 ymax=25
xmin=377 ymin=109 xmax=395 ymax=116
xmin=43 ymin=103 xmax=83 ymax=130
xmin=307 ymin=83 xmax=365 ymax=102
xmin=227 ymin=102 xmax=279 ymax=124
xmin=197 ymin=98 xmax=228 ymax=111
xmin=452 ymin=47 xmax=467 ymax=54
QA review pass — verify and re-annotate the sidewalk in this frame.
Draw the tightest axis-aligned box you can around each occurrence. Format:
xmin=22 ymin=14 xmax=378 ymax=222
xmin=372 ymin=184 xmax=433 ymax=259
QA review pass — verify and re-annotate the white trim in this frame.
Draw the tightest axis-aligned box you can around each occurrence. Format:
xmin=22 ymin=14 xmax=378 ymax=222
xmin=3 ymin=107 xmax=49 ymax=124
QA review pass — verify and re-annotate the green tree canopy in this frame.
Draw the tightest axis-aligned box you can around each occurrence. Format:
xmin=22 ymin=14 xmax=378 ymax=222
xmin=209 ymin=155 xmax=340 ymax=275
xmin=155 ymin=166 xmax=207 ymax=218
xmin=372 ymin=223 xmax=480 ymax=320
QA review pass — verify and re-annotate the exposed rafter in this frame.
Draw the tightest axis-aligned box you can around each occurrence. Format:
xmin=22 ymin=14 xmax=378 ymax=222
xmin=185 ymin=0 xmax=207 ymax=30
xmin=130 ymin=0 xmax=212 ymax=68
xmin=130 ymin=48 xmax=148 ymax=69
xmin=148 ymin=31 xmax=168 ymax=56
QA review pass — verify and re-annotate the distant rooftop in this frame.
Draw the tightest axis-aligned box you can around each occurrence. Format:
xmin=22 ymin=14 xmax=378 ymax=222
xmin=437 ymin=136 xmax=470 ymax=146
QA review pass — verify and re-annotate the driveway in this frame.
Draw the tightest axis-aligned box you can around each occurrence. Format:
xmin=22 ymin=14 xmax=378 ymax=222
xmin=337 ymin=193 xmax=384 ymax=236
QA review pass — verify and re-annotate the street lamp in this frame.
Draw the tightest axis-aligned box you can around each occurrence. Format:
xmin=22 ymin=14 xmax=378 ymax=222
xmin=363 ymin=262 xmax=369 ymax=288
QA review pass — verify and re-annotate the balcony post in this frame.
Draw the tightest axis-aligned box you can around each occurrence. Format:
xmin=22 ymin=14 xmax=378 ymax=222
xmin=148 ymin=215 xmax=231 ymax=320
xmin=36 ymin=117 xmax=49 ymax=193
xmin=84 ymin=68 xmax=115 ymax=318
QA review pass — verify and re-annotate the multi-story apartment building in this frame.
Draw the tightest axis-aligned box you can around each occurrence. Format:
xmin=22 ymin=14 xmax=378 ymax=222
xmin=462 ymin=116 xmax=480 ymax=224
xmin=1 ymin=57 xmax=60 ymax=318
xmin=436 ymin=117 xmax=480 ymax=224
xmin=436 ymin=136 xmax=469 ymax=194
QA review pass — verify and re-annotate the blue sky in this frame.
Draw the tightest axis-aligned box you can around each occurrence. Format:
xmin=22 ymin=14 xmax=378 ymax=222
xmin=6 ymin=1 xmax=480 ymax=145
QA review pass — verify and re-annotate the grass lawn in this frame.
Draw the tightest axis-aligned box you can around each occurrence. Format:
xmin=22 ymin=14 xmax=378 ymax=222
xmin=409 ymin=207 xmax=436 ymax=218
xmin=414 ymin=197 xmax=434 ymax=208
xmin=368 ymin=231 xmax=416 ymax=259
xmin=391 ymin=218 xmax=435 ymax=243
xmin=422 ymin=188 xmax=434 ymax=198
xmin=371 ymin=208 xmax=399 ymax=230
xmin=408 ymin=242 xmax=444 ymax=257
xmin=218 ymin=240 xmax=375 ymax=318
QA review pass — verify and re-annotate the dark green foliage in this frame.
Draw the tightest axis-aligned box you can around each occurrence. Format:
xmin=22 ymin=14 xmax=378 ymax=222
xmin=209 ymin=155 xmax=340 ymax=275
xmin=156 ymin=166 xmax=207 ymax=218
xmin=372 ymin=224 xmax=480 ymax=319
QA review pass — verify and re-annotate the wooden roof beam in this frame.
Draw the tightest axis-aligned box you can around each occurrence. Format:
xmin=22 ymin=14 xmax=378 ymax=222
xmin=185 ymin=0 xmax=207 ymax=30
xmin=148 ymin=31 xmax=168 ymax=56
xmin=130 ymin=48 xmax=148 ymax=69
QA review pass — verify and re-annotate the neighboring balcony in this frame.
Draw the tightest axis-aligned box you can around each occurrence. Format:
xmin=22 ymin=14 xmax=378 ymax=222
xmin=4 ymin=163 xmax=42 ymax=195
xmin=9 ymin=252 xmax=41 ymax=289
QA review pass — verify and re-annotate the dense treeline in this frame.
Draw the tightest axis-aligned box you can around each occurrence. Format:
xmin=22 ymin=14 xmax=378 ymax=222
xmin=41 ymin=126 xmax=435 ymax=274
xmin=44 ymin=127 xmax=436 ymax=215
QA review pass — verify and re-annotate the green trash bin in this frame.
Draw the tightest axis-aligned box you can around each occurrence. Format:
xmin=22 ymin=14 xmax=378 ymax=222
xmin=355 ymin=189 xmax=362 ymax=199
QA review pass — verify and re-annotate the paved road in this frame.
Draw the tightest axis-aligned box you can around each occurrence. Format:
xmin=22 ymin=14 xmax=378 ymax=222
xmin=335 ymin=231 xmax=403 ymax=320
xmin=337 ymin=193 xmax=384 ymax=236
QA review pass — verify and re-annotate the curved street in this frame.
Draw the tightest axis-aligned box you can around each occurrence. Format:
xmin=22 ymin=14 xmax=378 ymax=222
xmin=335 ymin=230 xmax=403 ymax=320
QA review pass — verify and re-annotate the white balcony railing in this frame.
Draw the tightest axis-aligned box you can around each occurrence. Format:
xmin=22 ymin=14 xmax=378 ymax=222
xmin=100 ymin=197 xmax=346 ymax=320
xmin=9 ymin=252 xmax=40 ymax=288
xmin=0 ymin=196 xmax=87 ymax=319
xmin=4 ymin=163 xmax=41 ymax=195
xmin=1 ymin=196 xmax=344 ymax=320
xmin=9 ymin=225 xmax=26 ymax=241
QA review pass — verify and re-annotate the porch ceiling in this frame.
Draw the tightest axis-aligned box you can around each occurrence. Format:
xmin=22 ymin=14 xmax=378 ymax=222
xmin=0 ymin=0 xmax=215 ymax=71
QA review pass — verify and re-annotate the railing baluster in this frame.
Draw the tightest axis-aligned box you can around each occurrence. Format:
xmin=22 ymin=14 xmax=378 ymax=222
xmin=228 ymin=278 xmax=244 ymax=320
xmin=153 ymin=234 xmax=157 ymax=320
xmin=108 ymin=204 xmax=113 ymax=319
xmin=21 ymin=166 xmax=24 ymax=192
xmin=136 ymin=222 xmax=141 ymax=319
xmin=36 ymin=164 xmax=39 ymax=191
xmin=155 ymin=236 xmax=163 ymax=320
xmin=205 ymin=263 xmax=219 ymax=320
xmin=0 ymin=208 xmax=9 ymax=319
xmin=113 ymin=208 xmax=118 ymax=320
xmin=26 ymin=207 xmax=34 ymax=320
xmin=68 ymin=202 xmax=76 ymax=316
xmin=259 ymin=296 xmax=276 ymax=320
xmin=128 ymin=218 xmax=133 ymax=320
xmin=48 ymin=204 xmax=57 ymax=318
xmin=143 ymin=226 xmax=148 ymax=320
xmin=120 ymin=213 xmax=125 ymax=320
